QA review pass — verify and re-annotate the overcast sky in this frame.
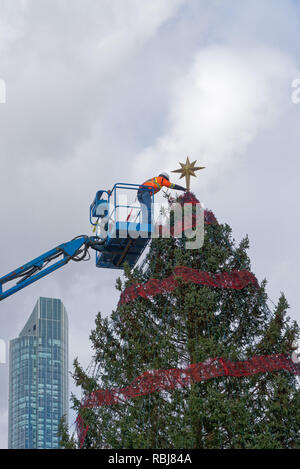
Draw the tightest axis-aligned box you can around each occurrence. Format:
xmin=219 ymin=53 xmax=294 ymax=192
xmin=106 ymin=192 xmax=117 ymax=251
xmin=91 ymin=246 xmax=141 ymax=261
xmin=0 ymin=0 xmax=300 ymax=448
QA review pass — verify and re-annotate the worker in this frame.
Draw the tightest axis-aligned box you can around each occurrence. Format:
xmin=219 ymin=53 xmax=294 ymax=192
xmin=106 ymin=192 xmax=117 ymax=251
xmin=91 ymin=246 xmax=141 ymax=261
xmin=138 ymin=173 xmax=186 ymax=226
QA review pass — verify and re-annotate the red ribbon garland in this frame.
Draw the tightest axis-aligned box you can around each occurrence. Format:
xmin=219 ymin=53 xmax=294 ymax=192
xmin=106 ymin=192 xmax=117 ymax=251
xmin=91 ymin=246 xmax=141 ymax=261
xmin=76 ymin=354 xmax=300 ymax=447
xmin=119 ymin=266 xmax=259 ymax=305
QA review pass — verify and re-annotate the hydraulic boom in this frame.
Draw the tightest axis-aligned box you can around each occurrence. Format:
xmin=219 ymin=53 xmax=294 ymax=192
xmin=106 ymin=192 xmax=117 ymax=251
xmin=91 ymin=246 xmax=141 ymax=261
xmin=0 ymin=182 xmax=153 ymax=302
xmin=0 ymin=236 xmax=104 ymax=301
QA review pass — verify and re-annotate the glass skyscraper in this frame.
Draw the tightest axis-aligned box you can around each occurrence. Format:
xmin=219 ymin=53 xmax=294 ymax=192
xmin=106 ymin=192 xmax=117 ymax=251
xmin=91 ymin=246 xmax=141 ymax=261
xmin=8 ymin=297 xmax=69 ymax=449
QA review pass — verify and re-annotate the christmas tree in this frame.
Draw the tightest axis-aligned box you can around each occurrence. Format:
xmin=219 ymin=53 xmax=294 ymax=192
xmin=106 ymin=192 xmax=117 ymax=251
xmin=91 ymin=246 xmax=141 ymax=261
xmin=60 ymin=166 xmax=300 ymax=450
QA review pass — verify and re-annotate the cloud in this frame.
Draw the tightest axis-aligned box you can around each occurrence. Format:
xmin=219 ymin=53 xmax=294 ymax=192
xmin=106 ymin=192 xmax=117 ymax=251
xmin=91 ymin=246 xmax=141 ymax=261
xmin=0 ymin=0 xmax=185 ymax=164
xmin=134 ymin=45 xmax=297 ymax=183
xmin=0 ymin=1 xmax=27 ymax=53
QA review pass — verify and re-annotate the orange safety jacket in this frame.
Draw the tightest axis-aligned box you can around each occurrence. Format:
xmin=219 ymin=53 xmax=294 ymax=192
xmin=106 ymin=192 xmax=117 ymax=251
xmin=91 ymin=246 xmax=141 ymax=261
xmin=140 ymin=176 xmax=175 ymax=195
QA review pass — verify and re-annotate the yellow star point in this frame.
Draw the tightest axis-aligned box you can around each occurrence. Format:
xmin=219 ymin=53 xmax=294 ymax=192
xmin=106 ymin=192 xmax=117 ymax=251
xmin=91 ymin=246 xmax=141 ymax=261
xmin=172 ymin=157 xmax=205 ymax=192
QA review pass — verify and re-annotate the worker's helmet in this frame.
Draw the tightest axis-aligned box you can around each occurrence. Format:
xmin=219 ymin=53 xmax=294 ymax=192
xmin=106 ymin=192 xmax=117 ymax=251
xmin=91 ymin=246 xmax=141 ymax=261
xmin=159 ymin=172 xmax=170 ymax=181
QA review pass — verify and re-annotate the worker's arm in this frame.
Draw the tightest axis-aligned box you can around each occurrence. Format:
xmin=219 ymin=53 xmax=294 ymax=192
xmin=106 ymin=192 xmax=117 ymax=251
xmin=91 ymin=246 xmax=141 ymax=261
xmin=161 ymin=177 xmax=186 ymax=191
xmin=171 ymin=183 xmax=186 ymax=191
xmin=167 ymin=181 xmax=186 ymax=191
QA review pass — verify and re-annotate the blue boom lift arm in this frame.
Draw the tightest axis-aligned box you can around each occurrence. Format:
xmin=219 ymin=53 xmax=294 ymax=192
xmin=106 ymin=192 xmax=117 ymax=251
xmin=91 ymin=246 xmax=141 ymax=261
xmin=0 ymin=236 xmax=104 ymax=302
xmin=0 ymin=182 xmax=154 ymax=302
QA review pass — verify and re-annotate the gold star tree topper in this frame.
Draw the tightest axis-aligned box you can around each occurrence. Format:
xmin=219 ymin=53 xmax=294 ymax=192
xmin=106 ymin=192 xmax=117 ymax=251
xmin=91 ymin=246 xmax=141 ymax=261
xmin=172 ymin=157 xmax=205 ymax=192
